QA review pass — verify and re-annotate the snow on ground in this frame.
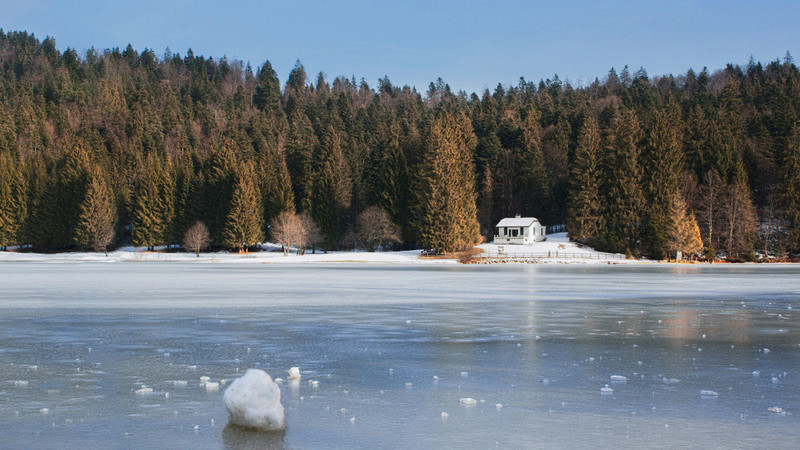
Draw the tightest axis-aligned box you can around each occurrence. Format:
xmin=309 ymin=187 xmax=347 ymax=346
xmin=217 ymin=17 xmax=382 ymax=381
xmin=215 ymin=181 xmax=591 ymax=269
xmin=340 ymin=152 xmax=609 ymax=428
xmin=475 ymin=232 xmax=637 ymax=264
xmin=0 ymin=232 xmax=637 ymax=264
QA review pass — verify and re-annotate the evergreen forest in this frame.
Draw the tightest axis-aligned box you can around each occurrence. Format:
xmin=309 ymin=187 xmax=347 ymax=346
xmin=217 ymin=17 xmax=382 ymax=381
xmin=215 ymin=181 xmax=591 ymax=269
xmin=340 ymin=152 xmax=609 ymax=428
xmin=1 ymin=30 xmax=800 ymax=259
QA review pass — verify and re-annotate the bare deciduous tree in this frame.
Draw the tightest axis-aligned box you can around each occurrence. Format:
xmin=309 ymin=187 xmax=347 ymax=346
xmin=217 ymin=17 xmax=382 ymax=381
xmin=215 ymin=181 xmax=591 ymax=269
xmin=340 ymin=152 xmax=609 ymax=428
xmin=271 ymin=211 xmax=304 ymax=255
xmin=355 ymin=206 xmax=400 ymax=251
xmin=183 ymin=221 xmax=210 ymax=257
xmin=722 ymin=183 xmax=756 ymax=259
xmin=299 ymin=212 xmax=321 ymax=254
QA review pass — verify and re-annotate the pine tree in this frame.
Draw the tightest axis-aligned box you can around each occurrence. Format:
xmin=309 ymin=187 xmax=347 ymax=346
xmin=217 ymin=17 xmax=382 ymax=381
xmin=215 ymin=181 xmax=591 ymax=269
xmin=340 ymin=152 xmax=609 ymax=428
xmin=75 ymin=164 xmax=117 ymax=252
xmin=567 ymin=115 xmax=604 ymax=245
xmin=414 ymin=112 xmax=481 ymax=252
xmin=222 ymin=164 xmax=263 ymax=252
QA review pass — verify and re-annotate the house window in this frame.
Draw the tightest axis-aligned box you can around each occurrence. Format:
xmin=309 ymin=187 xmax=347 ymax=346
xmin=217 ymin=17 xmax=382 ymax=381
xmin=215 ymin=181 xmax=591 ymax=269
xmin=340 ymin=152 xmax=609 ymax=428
xmin=510 ymin=228 xmax=518 ymax=237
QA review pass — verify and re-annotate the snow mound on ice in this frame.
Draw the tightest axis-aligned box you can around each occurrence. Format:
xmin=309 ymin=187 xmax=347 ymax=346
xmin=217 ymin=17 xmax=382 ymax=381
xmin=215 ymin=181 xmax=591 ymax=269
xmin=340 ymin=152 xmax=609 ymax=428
xmin=223 ymin=369 xmax=285 ymax=432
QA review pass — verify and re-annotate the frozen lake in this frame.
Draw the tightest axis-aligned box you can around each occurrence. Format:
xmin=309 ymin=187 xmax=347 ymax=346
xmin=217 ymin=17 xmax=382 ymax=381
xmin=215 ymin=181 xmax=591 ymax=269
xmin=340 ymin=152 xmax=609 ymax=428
xmin=1 ymin=263 xmax=799 ymax=448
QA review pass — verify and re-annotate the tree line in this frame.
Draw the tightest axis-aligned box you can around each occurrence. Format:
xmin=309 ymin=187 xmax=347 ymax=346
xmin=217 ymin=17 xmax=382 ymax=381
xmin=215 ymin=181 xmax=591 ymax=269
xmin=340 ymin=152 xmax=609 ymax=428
xmin=0 ymin=30 xmax=799 ymax=259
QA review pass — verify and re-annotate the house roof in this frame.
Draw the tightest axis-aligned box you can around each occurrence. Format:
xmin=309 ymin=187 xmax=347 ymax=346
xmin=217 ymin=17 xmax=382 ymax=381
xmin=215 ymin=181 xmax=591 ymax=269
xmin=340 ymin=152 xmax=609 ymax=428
xmin=496 ymin=217 xmax=539 ymax=227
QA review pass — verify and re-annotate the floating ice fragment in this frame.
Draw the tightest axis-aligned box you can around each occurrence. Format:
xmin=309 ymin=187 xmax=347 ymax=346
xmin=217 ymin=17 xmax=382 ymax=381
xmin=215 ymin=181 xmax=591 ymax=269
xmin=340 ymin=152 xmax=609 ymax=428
xmin=311 ymin=380 xmax=319 ymax=387
xmin=588 ymin=357 xmax=595 ymax=362
xmin=223 ymin=369 xmax=285 ymax=431
xmin=600 ymin=385 xmax=613 ymax=394
xmin=349 ymin=417 xmax=356 ymax=423
xmin=274 ymin=378 xmax=283 ymax=384
xmin=405 ymin=320 xmax=411 ymax=324
xmin=441 ymin=412 xmax=449 ymax=419
xmin=173 ymin=380 xmax=188 ymax=386
xmin=460 ymin=372 xmax=469 ymax=377
xmin=288 ymin=367 xmax=301 ymax=380
xmin=637 ymin=361 xmax=643 ymax=366
xmin=517 ymin=343 xmax=521 ymax=347
xmin=188 ymin=365 xmax=197 ymax=371
xmin=496 ymin=404 xmax=503 ymax=410
xmin=702 ymin=334 xmax=706 ymax=339
xmin=610 ymin=375 xmax=628 ymax=382
xmin=699 ymin=390 xmax=719 ymax=397
xmin=135 ymin=386 xmax=153 ymax=395
xmin=205 ymin=382 xmax=219 ymax=391
xmin=405 ymin=382 xmax=413 ymax=387
xmin=460 ymin=398 xmax=478 ymax=405
xmin=433 ymin=376 xmax=439 ymax=381
xmin=763 ymin=348 xmax=771 ymax=354
xmin=200 ymin=376 xmax=210 ymax=382
xmin=193 ymin=425 xmax=199 ymax=430
xmin=340 ymin=408 xmax=347 ymax=413
xmin=768 ymin=406 xmax=784 ymax=414
xmin=40 ymin=408 xmax=49 ymax=414
xmin=13 ymin=380 xmax=29 ymax=387
xmin=752 ymin=371 xmax=760 ymax=377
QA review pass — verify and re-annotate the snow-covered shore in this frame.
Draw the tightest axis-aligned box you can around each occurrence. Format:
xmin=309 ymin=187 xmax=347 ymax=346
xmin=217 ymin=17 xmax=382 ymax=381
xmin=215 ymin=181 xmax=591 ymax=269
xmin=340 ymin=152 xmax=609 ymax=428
xmin=0 ymin=233 xmax=640 ymax=265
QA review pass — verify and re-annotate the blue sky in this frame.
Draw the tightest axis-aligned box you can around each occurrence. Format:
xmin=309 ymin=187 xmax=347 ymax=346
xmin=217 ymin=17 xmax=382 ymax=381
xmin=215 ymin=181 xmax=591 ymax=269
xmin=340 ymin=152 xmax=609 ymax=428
xmin=2 ymin=1 xmax=798 ymax=94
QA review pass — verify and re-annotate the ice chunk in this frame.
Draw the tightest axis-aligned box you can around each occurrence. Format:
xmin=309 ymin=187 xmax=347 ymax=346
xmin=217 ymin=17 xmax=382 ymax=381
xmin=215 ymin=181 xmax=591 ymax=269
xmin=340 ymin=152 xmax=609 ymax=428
xmin=600 ymin=385 xmax=613 ymax=394
xmin=699 ymin=390 xmax=719 ymax=397
xmin=349 ymin=417 xmax=356 ymax=423
xmin=288 ymin=367 xmax=301 ymax=380
xmin=752 ymin=370 xmax=760 ymax=377
xmin=768 ymin=406 xmax=784 ymax=414
xmin=405 ymin=382 xmax=413 ymax=387
xmin=173 ymin=380 xmax=188 ymax=386
xmin=661 ymin=378 xmax=680 ymax=384
xmin=205 ymin=382 xmax=220 ymax=391
xmin=610 ymin=375 xmax=628 ymax=382
xmin=763 ymin=348 xmax=771 ymax=354
xmin=460 ymin=371 xmax=469 ymax=377
xmin=223 ymin=369 xmax=285 ymax=432
xmin=496 ymin=404 xmax=503 ymax=410
xmin=433 ymin=376 xmax=439 ymax=381
xmin=460 ymin=398 xmax=478 ymax=405
xmin=135 ymin=386 xmax=153 ymax=395
xmin=200 ymin=376 xmax=210 ymax=382
xmin=13 ymin=380 xmax=29 ymax=387
xmin=39 ymin=408 xmax=49 ymax=414
xmin=441 ymin=412 xmax=449 ymax=419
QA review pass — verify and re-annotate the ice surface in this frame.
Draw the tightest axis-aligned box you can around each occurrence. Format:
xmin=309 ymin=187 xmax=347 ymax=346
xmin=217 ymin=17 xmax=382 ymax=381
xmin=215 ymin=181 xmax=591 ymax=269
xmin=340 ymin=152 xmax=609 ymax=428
xmin=223 ymin=369 xmax=285 ymax=432
xmin=1 ymin=263 xmax=800 ymax=448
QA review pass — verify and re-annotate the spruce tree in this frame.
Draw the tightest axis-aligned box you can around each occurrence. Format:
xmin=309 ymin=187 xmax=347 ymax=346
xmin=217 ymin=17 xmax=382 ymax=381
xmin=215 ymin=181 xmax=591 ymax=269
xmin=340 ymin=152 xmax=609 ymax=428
xmin=0 ymin=152 xmax=26 ymax=249
xmin=222 ymin=164 xmax=263 ymax=252
xmin=642 ymin=103 xmax=684 ymax=258
xmin=414 ymin=112 xmax=480 ymax=252
xmin=75 ymin=164 xmax=117 ymax=252
xmin=783 ymin=124 xmax=800 ymax=252
xmin=131 ymin=156 xmax=174 ymax=249
xmin=515 ymin=107 xmax=550 ymax=219
xmin=311 ymin=125 xmax=352 ymax=248
xmin=602 ymin=108 xmax=645 ymax=254
xmin=567 ymin=115 xmax=604 ymax=245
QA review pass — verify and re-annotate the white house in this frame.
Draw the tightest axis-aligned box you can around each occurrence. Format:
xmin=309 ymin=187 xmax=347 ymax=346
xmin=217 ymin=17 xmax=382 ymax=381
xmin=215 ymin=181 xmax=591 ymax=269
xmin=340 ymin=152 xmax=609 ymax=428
xmin=493 ymin=215 xmax=546 ymax=245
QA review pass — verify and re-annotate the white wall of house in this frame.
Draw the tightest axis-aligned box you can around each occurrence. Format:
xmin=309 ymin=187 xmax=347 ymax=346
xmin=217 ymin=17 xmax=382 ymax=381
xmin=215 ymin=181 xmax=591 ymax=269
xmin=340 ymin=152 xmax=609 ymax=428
xmin=493 ymin=217 xmax=546 ymax=244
